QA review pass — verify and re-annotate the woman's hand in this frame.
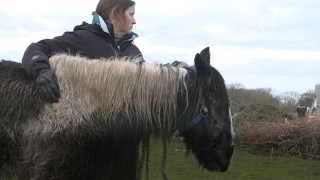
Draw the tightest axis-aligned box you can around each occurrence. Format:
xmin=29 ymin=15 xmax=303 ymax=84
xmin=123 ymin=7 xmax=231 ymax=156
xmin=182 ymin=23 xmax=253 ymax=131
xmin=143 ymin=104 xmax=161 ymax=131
xmin=35 ymin=69 xmax=61 ymax=103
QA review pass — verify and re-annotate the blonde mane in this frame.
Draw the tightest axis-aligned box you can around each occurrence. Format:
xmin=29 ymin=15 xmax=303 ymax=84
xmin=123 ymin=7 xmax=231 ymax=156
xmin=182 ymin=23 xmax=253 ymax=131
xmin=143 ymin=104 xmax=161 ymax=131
xmin=48 ymin=54 xmax=189 ymax=132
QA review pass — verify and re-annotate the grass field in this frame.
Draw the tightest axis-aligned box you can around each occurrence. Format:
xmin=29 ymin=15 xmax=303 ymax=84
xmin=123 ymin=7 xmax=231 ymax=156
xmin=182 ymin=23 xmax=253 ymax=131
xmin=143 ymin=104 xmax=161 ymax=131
xmin=143 ymin=138 xmax=320 ymax=180
xmin=4 ymin=138 xmax=320 ymax=180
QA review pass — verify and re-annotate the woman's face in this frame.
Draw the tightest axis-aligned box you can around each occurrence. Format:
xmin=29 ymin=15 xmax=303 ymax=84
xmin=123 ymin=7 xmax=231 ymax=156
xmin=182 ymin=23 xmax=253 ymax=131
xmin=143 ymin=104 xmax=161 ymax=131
xmin=112 ymin=5 xmax=136 ymax=35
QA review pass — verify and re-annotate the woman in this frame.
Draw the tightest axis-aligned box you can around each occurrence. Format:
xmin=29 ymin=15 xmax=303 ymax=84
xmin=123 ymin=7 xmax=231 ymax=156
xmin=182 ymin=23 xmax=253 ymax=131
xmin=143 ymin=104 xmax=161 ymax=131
xmin=22 ymin=0 xmax=142 ymax=179
xmin=22 ymin=0 xmax=142 ymax=103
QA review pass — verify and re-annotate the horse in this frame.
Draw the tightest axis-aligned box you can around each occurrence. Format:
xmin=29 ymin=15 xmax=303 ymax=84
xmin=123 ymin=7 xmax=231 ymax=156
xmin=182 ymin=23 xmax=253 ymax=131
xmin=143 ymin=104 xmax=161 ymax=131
xmin=0 ymin=47 xmax=234 ymax=180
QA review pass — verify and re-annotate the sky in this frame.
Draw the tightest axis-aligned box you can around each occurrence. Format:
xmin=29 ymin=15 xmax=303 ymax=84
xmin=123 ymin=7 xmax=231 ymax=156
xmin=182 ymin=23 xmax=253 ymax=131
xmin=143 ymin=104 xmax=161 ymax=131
xmin=1 ymin=0 xmax=319 ymax=95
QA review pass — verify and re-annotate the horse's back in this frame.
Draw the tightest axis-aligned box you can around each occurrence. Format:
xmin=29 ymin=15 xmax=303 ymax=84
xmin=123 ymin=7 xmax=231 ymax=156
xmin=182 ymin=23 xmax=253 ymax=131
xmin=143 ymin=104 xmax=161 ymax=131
xmin=0 ymin=60 xmax=45 ymax=178
xmin=0 ymin=60 xmax=45 ymax=121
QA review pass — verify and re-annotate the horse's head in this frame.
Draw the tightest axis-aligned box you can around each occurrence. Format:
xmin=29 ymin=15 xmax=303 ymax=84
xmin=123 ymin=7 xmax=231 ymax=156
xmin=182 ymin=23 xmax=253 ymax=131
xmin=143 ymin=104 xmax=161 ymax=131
xmin=181 ymin=47 xmax=234 ymax=172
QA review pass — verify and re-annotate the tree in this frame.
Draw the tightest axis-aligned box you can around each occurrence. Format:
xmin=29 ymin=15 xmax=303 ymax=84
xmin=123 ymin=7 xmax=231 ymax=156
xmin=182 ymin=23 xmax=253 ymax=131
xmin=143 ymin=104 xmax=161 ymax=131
xmin=298 ymin=90 xmax=314 ymax=107
xmin=278 ymin=91 xmax=300 ymax=113
xmin=227 ymin=83 xmax=279 ymax=106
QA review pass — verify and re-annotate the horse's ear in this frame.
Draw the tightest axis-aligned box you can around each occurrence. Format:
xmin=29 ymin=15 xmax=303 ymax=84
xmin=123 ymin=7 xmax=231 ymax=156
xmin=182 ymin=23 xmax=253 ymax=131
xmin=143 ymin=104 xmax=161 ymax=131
xmin=199 ymin=47 xmax=210 ymax=64
xmin=194 ymin=47 xmax=211 ymax=75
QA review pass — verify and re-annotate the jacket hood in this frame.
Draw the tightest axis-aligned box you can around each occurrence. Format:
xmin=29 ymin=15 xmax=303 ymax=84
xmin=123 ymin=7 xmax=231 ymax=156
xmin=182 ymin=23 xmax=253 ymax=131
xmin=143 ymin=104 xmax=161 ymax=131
xmin=74 ymin=22 xmax=109 ymax=37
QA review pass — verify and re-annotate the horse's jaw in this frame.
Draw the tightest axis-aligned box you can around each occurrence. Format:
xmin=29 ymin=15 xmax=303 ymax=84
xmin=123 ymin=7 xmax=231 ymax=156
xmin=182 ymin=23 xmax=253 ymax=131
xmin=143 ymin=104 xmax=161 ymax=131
xmin=197 ymin=147 xmax=234 ymax=172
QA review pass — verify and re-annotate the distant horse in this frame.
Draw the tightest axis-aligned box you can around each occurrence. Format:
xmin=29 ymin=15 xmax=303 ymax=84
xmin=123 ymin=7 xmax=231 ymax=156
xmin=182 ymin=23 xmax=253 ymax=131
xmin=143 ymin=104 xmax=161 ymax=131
xmin=0 ymin=47 xmax=234 ymax=180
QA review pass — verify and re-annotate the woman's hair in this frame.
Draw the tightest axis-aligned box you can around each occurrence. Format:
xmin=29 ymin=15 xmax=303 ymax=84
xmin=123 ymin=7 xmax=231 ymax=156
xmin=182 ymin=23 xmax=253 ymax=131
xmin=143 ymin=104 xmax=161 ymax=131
xmin=95 ymin=0 xmax=136 ymax=22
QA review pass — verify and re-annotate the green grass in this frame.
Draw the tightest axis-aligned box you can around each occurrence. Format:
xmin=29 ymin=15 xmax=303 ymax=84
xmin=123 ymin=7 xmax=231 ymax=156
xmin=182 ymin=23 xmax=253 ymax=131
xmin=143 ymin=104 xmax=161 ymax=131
xmin=5 ymin=138 xmax=320 ymax=180
xmin=142 ymin=138 xmax=320 ymax=180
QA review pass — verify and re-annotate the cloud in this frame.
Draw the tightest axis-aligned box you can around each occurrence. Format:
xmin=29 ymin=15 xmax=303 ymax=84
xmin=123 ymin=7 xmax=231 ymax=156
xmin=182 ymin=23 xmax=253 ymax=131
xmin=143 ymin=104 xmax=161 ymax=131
xmin=0 ymin=0 xmax=96 ymax=16
xmin=0 ymin=0 xmax=319 ymax=94
xmin=203 ymin=25 xmax=230 ymax=34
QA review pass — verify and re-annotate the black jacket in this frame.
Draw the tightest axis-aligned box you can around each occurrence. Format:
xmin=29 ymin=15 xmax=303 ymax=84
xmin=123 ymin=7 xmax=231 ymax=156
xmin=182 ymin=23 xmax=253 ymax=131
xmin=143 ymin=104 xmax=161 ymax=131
xmin=22 ymin=21 xmax=143 ymax=79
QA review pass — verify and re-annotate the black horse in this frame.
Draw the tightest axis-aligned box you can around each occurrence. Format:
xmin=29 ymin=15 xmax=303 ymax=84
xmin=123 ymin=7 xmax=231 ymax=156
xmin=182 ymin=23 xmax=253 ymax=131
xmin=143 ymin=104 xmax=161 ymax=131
xmin=0 ymin=47 xmax=234 ymax=180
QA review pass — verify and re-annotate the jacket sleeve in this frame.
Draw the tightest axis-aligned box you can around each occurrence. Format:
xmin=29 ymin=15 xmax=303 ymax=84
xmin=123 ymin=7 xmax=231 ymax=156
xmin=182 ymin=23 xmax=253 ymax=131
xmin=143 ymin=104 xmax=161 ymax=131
xmin=22 ymin=31 xmax=83 ymax=79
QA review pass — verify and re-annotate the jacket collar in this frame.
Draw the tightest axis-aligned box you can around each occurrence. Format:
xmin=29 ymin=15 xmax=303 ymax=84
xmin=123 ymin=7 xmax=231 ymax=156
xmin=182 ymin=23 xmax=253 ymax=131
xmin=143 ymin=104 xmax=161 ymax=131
xmin=74 ymin=21 xmax=139 ymax=49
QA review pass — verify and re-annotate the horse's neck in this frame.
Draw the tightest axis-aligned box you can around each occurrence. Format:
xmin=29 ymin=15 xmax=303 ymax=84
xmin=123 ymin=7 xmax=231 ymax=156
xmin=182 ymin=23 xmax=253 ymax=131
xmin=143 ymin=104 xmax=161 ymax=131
xmin=52 ymin=56 xmax=193 ymax=135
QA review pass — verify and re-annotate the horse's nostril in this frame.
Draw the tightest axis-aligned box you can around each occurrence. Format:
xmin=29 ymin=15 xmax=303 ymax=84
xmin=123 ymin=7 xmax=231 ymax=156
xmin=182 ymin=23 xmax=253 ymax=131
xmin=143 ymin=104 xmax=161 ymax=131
xmin=220 ymin=166 xmax=229 ymax=172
